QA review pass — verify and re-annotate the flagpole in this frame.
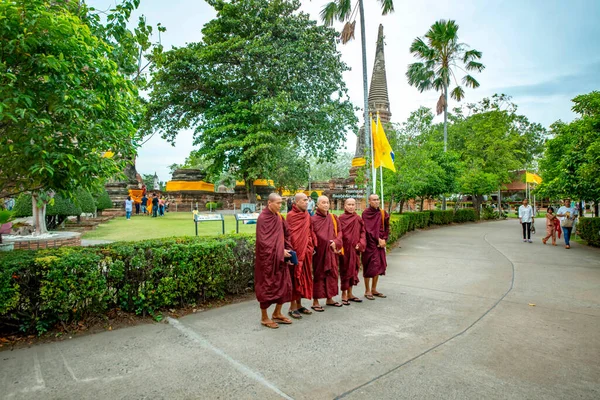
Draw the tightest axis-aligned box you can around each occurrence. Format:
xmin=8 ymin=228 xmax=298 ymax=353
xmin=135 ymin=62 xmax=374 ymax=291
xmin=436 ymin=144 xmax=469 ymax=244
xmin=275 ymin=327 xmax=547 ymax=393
xmin=369 ymin=113 xmax=376 ymax=194
xmin=380 ymin=165 xmax=384 ymax=207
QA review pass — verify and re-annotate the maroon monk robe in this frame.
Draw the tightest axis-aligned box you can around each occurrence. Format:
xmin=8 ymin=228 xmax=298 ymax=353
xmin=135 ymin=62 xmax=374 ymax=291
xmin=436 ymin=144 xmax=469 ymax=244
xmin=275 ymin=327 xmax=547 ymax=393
xmin=255 ymin=208 xmax=293 ymax=309
xmin=339 ymin=211 xmax=366 ymax=291
xmin=361 ymin=206 xmax=390 ymax=278
xmin=286 ymin=204 xmax=315 ymax=300
xmin=311 ymin=209 xmax=343 ymax=299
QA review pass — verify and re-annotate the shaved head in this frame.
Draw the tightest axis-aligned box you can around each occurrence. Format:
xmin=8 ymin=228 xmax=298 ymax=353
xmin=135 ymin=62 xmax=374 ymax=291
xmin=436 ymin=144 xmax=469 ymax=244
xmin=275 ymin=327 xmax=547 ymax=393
xmin=316 ymin=195 xmax=330 ymax=213
xmin=267 ymin=192 xmax=282 ymax=213
xmin=295 ymin=192 xmax=308 ymax=211
xmin=368 ymin=193 xmax=380 ymax=209
xmin=344 ymin=198 xmax=356 ymax=214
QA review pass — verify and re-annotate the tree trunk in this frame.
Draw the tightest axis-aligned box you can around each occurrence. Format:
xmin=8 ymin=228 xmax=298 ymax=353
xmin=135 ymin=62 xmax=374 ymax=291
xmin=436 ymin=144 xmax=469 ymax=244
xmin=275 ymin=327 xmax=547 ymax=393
xmin=399 ymin=199 xmax=405 ymax=214
xmin=247 ymin=180 xmax=256 ymax=203
xmin=31 ymin=194 xmax=48 ymax=235
xmin=441 ymin=85 xmax=449 ymax=211
xmin=419 ymin=197 xmax=424 ymax=212
xmin=388 ymin=197 xmax=394 ymax=214
xmin=497 ymin=189 xmax=502 ymax=219
xmin=358 ymin=0 xmax=374 ymax=196
xmin=473 ymin=195 xmax=484 ymax=219
xmin=594 ymin=200 xmax=598 ymax=218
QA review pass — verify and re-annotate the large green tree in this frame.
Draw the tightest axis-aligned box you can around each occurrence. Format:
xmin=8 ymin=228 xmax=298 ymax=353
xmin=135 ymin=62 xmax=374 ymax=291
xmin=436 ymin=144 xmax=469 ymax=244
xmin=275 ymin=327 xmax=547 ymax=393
xmin=537 ymin=91 xmax=600 ymax=211
xmin=146 ymin=0 xmax=357 ymax=201
xmin=449 ymin=95 xmax=546 ymax=215
xmin=0 ymin=0 xmax=158 ymax=234
xmin=406 ymin=19 xmax=485 ymax=154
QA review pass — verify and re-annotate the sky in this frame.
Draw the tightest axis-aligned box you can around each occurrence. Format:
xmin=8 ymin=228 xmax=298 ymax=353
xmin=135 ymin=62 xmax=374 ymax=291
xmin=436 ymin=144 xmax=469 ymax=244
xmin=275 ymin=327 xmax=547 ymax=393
xmin=90 ymin=0 xmax=600 ymax=182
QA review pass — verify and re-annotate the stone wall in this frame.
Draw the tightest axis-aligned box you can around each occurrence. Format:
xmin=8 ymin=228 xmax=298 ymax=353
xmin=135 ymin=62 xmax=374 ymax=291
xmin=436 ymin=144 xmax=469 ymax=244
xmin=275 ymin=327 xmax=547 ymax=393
xmin=7 ymin=233 xmax=82 ymax=250
xmin=167 ymin=191 xmax=235 ymax=211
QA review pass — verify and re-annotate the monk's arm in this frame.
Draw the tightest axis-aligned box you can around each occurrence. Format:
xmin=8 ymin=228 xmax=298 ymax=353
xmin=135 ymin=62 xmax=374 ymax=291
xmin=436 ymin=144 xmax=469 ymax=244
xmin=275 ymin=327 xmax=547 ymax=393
xmin=358 ymin=220 xmax=367 ymax=251
xmin=380 ymin=212 xmax=390 ymax=241
xmin=333 ymin=215 xmax=343 ymax=249
xmin=282 ymin=218 xmax=294 ymax=252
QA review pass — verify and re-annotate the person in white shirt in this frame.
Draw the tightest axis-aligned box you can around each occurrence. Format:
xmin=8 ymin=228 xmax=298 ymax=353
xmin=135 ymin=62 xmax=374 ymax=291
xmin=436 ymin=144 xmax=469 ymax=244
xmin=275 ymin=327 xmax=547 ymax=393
xmin=518 ymin=199 xmax=534 ymax=243
xmin=556 ymin=198 xmax=578 ymax=249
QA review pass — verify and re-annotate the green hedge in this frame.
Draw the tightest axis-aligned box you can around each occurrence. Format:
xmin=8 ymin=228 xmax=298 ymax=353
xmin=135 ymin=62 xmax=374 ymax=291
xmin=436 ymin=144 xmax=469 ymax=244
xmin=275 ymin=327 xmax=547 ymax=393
xmin=453 ymin=209 xmax=476 ymax=223
xmin=577 ymin=217 xmax=600 ymax=247
xmin=429 ymin=210 xmax=454 ymax=225
xmin=0 ymin=235 xmax=255 ymax=334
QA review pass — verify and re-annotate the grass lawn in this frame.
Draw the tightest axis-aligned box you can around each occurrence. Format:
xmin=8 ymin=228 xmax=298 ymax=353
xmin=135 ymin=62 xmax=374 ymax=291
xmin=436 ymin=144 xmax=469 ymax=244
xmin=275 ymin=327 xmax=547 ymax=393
xmin=83 ymin=212 xmax=257 ymax=241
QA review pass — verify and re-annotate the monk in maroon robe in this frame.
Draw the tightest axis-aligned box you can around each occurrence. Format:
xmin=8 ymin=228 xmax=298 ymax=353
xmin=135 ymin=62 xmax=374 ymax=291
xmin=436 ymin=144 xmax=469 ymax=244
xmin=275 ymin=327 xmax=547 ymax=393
xmin=311 ymin=196 xmax=343 ymax=311
xmin=339 ymin=198 xmax=366 ymax=305
xmin=361 ymin=194 xmax=390 ymax=300
xmin=286 ymin=193 xmax=315 ymax=319
xmin=255 ymin=193 xmax=294 ymax=328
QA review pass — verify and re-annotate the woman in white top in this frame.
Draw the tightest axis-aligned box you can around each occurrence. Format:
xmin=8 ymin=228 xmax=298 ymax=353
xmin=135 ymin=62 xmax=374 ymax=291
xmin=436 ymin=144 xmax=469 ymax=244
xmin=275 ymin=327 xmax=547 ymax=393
xmin=556 ymin=198 xmax=578 ymax=249
xmin=518 ymin=199 xmax=534 ymax=243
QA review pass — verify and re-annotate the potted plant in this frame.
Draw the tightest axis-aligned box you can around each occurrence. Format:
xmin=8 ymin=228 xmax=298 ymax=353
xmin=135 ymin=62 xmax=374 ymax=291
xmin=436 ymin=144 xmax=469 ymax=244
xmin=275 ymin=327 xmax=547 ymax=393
xmin=0 ymin=210 xmax=14 ymax=251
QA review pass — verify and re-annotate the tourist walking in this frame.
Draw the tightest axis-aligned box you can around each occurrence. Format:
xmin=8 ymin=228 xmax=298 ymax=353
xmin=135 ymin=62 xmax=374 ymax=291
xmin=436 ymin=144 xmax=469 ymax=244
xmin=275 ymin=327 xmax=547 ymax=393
xmin=159 ymin=197 xmax=165 ymax=216
xmin=141 ymin=194 xmax=148 ymax=215
xmin=124 ymin=196 xmax=133 ymax=220
xmin=307 ymin=197 xmax=315 ymax=216
xmin=542 ymin=207 xmax=558 ymax=246
xmin=518 ymin=199 xmax=534 ymax=243
xmin=557 ymin=198 xmax=578 ymax=249
xmin=152 ymin=194 xmax=159 ymax=218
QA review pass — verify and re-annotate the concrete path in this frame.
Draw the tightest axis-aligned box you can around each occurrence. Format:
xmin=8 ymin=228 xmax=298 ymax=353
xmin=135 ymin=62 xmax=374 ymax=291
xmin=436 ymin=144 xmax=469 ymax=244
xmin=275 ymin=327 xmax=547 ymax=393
xmin=2 ymin=220 xmax=599 ymax=400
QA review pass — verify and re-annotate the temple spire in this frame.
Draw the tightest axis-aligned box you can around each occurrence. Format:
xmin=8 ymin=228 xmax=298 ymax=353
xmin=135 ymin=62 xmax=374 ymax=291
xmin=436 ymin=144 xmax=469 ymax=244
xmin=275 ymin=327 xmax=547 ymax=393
xmin=368 ymin=24 xmax=391 ymax=122
xmin=352 ymin=24 xmax=392 ymax=170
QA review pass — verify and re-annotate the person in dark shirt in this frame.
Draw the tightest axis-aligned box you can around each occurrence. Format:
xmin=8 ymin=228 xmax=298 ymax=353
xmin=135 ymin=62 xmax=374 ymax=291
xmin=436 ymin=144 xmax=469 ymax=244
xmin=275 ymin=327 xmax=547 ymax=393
xmin=151 ymin=194 xmax=159 ymax=218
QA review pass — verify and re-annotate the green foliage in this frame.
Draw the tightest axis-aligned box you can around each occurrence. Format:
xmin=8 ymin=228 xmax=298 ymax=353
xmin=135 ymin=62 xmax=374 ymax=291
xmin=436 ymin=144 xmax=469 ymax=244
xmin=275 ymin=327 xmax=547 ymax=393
xmin=0 ymin=0 xmax=141 ymax=199
xmin=577 ymin=217 xmax=600 ymax=247
xmin=205 ymin=202 xmax=223 ymax=210
xmin=429 ymin=210 xmax=455 ymax=225
xmin=13 ymin=195 xmax=33 ymax=218
xmin=453 ymin=209 xmax=476 ymax=223
xmin=0 ymin=210 xmax=13 ymax=224
xmin=481 ymin=206 xmax=497 ymax=220
xmin=0 ymin=235 xmax=255 ymax=334
xmin=308 ymin=152 xmax=354 ymax=181
xmin=75 ymin=189 xmax=96 ymax=214
xmin=537 ymin=91 xmax=600 ymax=202
xmin=95 ymin=188 xmax=114 ymax=211
xmin=146 ymin=0 xmax=357 ymax=191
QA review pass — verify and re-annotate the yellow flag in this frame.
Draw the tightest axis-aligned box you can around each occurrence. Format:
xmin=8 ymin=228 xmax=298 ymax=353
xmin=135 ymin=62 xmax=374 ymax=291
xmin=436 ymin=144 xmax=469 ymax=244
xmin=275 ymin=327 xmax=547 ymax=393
xmin=373 ymin=115 xmax=396 ymax=172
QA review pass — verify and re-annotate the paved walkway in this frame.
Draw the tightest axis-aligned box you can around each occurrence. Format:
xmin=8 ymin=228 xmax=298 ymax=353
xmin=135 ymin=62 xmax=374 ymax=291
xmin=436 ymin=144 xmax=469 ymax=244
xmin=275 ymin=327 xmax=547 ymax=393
xmin=2 ymin=220 xmax=599 ymax=400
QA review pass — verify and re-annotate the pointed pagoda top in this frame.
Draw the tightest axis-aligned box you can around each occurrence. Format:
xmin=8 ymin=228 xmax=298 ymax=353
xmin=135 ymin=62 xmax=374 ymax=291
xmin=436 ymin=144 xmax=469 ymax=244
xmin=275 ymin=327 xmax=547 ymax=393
xmin=368 ymin=24 xmax=391 ymax=122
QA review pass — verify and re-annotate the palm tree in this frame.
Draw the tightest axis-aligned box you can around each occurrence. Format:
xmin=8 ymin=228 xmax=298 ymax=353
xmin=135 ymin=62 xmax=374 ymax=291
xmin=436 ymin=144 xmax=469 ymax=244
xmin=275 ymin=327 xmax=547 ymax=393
xmin=406 ymin=19 xmax=485 ymax=153
xmin=321 ymin=0 xmax=395 ymax=194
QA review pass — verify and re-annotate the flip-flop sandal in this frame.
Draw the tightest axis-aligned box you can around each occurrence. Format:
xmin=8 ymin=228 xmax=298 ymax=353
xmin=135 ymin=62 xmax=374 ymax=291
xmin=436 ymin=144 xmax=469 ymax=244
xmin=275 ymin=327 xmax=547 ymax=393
xmin=342 ymin=300 xmax=350 ymax=306
xmin=272 ymin=317 xmax=293 ymax=324
xmin=311 ymin=305 xmax=325 ymax=312
xmin=349 ymin=297 xmax=363 ymax=303
xmin=326 ymin=302 xmax=343 ymax=307
xmin=288 ymin=310 xmax=302 ymax=319
xmin=373 ymin=293 xmax=387 ymax=298
xmin=298 ymin=307 xmax=313 ymax=315
xmin=261 ymin=321 xmax=279 ymax=329
xmin=365 ymin=294 xmax=375 ymax=300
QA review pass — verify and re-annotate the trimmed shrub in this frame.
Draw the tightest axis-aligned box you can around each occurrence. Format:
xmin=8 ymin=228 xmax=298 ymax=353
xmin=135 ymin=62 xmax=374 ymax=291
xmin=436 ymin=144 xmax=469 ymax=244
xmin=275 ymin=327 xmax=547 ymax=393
xmin=454 ymin=209 xmax=476 ymax=223
xmin=95 ymin=188 xmax=113 ymax=211
xmin=75 ymin=188 xmax=96 ymax=214
xmin=0 ymin=235 xmax=255 ymax=334
xmin=12 ymin=194 xmax=32 ymax=218
xmin=430 ymin=210 xmax=454 ymax=225
xmin=577 ymin=217 xmax=600 ymax=247
xmin=205 ymin=201 xmax=223 ymax=210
